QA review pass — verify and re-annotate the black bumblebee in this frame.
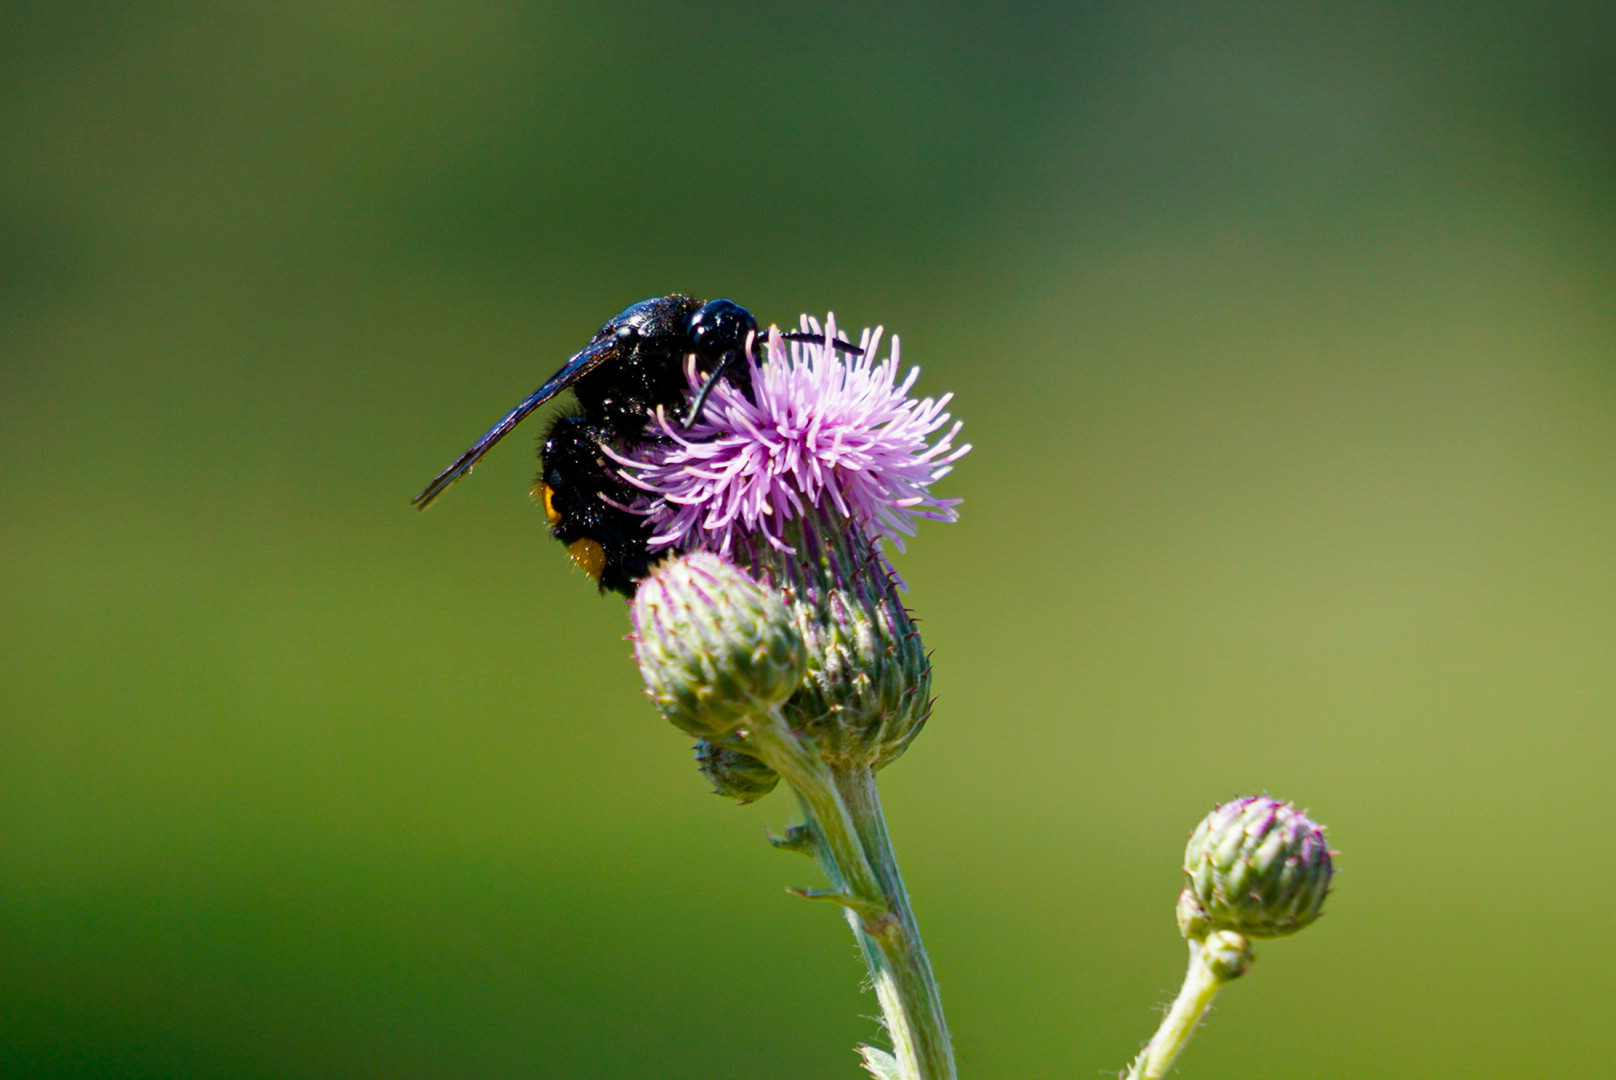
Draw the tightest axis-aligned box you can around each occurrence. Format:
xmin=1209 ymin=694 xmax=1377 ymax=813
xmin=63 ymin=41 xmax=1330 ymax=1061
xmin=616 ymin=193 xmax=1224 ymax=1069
xmin=413 ymin=295 xmax=851 ymax=596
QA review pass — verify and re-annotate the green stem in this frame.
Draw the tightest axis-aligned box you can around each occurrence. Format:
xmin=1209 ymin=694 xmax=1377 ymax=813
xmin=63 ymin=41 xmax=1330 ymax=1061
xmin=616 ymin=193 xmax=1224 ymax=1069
xmin=1122 ymin=939 xmax=1231 ymax=1080
xmin=832 ymin=766 xmax=956 ymax=1080
xmin=743 ymin=715 xmax=884 ymax=905
xmin=742 ymin=716 xmax=956 ymax=1080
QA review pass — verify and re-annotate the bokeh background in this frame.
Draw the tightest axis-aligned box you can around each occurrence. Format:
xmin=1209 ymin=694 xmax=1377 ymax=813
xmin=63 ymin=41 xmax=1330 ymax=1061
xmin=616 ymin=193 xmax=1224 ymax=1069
xmin=3 ymin=3 xmax=1614 ymax=1078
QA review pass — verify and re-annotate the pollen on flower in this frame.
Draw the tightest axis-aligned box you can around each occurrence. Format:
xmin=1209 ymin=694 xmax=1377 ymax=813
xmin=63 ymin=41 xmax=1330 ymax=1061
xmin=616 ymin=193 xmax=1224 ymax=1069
xmin=611 ymin=316 xmax=970 ymax=558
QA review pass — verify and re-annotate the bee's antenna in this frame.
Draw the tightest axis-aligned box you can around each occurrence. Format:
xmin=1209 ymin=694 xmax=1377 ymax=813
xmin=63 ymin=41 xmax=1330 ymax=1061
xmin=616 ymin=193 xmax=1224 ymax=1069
xmin=778 ymin=330 xmax=864 ymax=356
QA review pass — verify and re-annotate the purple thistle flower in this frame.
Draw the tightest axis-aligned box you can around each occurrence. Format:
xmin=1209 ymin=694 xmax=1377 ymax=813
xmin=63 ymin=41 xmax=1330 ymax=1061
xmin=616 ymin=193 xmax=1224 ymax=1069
xmin=613 ymin=316 xmax=970 ymax=558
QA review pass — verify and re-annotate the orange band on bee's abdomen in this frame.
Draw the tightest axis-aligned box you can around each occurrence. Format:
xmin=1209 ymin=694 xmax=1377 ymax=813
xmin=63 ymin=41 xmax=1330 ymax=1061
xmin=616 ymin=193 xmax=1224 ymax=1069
xmin=536 ymin=481 xmax=562 ymax=527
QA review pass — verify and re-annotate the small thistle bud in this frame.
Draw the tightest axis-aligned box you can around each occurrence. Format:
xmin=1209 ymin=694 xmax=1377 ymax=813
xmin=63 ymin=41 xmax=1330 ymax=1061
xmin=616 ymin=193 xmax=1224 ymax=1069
xmin=694 ymin=740 xmax=780 ymax=804
xmin=1199 ymin=929 xmax=1254 ymax=981
xmin=631 ymin=552 xmax=806 ymax=740
xmin=1182 ymin=796 xmax=1333 ymax=939
xmin=1175 ymin=886 xmax=1212 ymax=942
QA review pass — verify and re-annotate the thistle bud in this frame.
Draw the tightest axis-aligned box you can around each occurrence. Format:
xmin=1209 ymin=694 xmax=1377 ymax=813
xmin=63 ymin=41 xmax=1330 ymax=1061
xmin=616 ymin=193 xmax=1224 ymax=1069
xmin=1198 ymin=929 xmax=1254 ymax=981
xmin=1181 ymin=796 xmax=1333 ymax=940
xmin=740 ymin=507 xmax=931 ymax=770
xmin=631 ymin=553 xmax=806 ymax=740
xmin=1175 ymin=885 xmax=1212 ymax=942
xmin=694 ymin=740 xmax=780 ymax=804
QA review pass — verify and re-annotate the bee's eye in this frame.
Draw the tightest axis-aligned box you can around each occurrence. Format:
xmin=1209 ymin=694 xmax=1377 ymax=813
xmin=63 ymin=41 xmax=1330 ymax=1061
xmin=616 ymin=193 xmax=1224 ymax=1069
xmin=688 ymin=300 xmax=758 ymax=360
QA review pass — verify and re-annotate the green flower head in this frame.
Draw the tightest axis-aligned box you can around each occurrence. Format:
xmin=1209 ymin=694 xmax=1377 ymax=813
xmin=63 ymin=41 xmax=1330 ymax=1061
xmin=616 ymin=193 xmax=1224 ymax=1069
xmin=1180 ymin=796 xmax=1334 ymax=940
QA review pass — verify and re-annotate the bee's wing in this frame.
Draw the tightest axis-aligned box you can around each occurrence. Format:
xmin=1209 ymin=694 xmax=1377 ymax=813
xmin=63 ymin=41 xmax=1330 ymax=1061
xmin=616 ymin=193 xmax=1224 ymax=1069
xmin=411 ymin=337 xmax=620 ymax=509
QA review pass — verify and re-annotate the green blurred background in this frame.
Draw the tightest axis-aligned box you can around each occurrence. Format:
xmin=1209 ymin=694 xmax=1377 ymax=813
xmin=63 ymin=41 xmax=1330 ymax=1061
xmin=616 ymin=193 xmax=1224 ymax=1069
xmin=3 ymin=3 xmax=1613 ymax=1077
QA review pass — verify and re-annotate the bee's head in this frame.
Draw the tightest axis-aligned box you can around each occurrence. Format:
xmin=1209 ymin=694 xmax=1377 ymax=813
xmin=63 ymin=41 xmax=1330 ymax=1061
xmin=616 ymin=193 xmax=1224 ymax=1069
xmin=687 ymin=299 xmax=759 ymax=366
xmin=681 ymin=300 xmax=759 ymax=425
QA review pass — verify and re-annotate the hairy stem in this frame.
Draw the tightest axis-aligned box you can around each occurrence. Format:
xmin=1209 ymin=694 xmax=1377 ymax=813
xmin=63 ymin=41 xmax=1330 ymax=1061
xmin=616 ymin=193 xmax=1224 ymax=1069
xmin=1122 ymin=939 xmax=1230 ymax=1080
xmin=743 ymin=717 xmax=955 ymax=1080
xmin=744 ymin=716 xmax=883 ymax=904
xmin=832 ymin=765 xmax=956 ymax=1080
